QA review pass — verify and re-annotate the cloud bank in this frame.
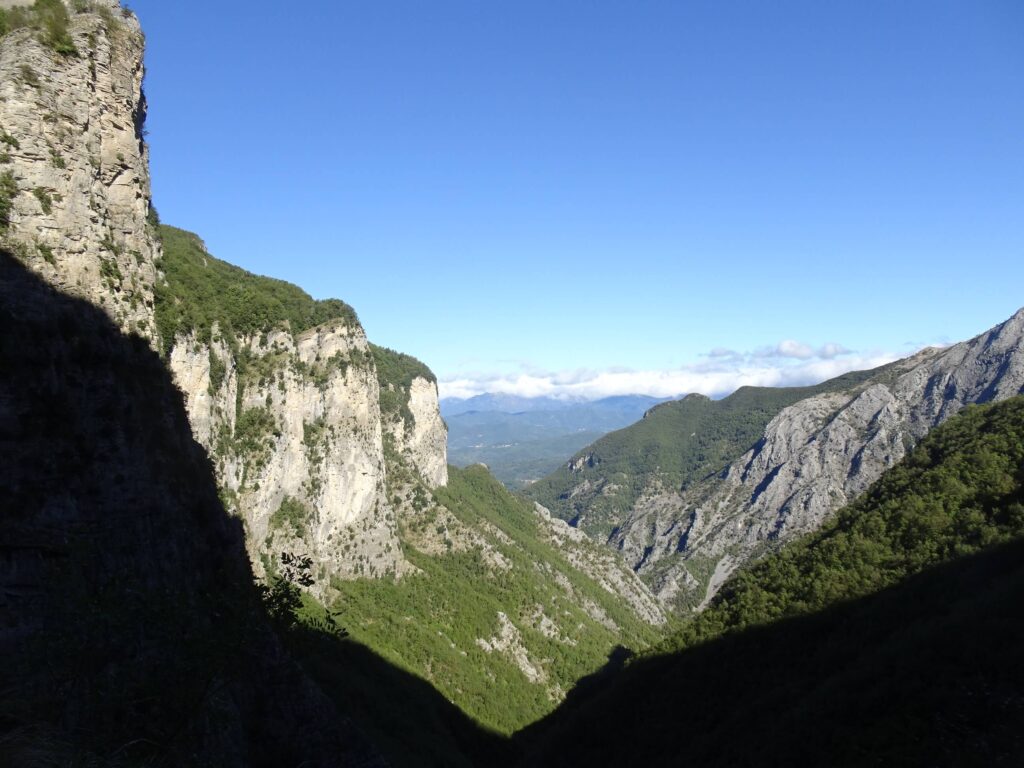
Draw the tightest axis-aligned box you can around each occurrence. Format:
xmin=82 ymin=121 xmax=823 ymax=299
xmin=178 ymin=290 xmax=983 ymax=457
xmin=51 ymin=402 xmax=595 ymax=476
xmin=439 ymin=342 xmax=905 ymax=401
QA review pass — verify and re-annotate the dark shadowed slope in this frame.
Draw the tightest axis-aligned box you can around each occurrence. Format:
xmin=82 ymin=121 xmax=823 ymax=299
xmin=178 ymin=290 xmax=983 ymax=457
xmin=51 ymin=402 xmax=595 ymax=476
xmin=518 ymin=396 xmax=1024 ymax=766
xmin=522 ymin=539 xmax=1024 ymax=767
xmin=284 ymin=624 xmax=515 ymax=768
xmin=0 ymin=251 xmax=383 ymax=766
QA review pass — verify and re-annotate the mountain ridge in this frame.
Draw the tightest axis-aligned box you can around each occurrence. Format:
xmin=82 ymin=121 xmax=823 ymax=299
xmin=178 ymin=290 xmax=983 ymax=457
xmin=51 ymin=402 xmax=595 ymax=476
xmin=530 ymin=310 xmax=1024 ymax=610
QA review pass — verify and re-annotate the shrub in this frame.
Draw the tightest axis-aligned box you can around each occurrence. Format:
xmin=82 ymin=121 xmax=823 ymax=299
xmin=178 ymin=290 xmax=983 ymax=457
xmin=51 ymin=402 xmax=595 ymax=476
xmin=34 ymin=0 xmax=78 ymax=56
xmin=269 ymin=497 xmax=310 ymax=539
xmin=259 ymin=551 xmax=315 ymax=629
xmin=20 ymin=64 xmax=40 ymax=87
xmin=32 ymin=187 xmax=52 ymax=214
xmin=0 ymin=171 xmax=18 ymax=229
xmin=208 ymin=348 xmax=226 ymax=393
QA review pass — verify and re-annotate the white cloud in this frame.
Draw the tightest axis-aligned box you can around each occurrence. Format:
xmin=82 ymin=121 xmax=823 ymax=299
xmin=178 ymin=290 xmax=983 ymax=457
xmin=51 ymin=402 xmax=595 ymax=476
xmin=752 ymin=340 xmax=851 ymax=361
xmin=439 ymin=342 xmax=904 ymax=401
xmin=774 ymin=340 xmax=815 ymax=359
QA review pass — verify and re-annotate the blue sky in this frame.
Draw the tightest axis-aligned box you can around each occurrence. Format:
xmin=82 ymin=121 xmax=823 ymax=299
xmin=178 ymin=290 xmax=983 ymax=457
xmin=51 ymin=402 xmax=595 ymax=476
xmin=129 ymin=0 xmax=1024 ymax=398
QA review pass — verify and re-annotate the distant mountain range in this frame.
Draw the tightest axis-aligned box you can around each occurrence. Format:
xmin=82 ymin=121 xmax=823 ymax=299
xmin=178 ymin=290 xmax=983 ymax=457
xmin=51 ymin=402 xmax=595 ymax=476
xmin=440 ymin=393 xmax=671 ymax=418
xmin=442 ymin=394 xmax=673 ymax=487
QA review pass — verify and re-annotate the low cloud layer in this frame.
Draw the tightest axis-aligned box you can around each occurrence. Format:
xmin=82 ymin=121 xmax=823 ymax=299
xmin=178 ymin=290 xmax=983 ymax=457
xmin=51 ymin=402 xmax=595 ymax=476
xmin=439 ymin=342 xmax=904 ymax=401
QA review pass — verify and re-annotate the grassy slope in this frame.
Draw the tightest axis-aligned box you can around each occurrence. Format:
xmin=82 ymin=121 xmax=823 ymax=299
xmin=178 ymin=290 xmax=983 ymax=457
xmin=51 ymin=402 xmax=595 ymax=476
xmin=521 ymin=396 xmax=1024 ymax=766
xmin=305 ymin=466 xmax=664 ymax=748
xmin=153 ymin=225 xmax=357 ymax=354
xmin=527 ymin=365 xmax=893 ymax=537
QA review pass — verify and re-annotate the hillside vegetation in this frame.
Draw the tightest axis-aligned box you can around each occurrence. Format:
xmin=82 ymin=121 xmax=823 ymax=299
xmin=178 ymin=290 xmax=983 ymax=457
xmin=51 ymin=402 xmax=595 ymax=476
xmin=662 ymin=394 xmax=1024 ymax=651
xmin=291 ymin=465 xmax=665 ymax=756
xmin=528 ymin=366 xmax=890 ymax=538
xmin=153 ymin=225 xmax=357 ymax=354
xmin=522 ymin=396 xmax=1024 ymax=766
xmin=0 ymin=0 xmax=84 ymax=55
xmin=371 ymin=342 xmax=436 ymax=424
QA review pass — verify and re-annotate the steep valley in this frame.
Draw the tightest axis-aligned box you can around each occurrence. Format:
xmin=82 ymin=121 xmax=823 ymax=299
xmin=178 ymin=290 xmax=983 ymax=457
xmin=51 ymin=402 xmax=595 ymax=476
xmin=0 ymin=4 xmax=669 ymax=760
xmin=2 ymin=2 xmax=1023 ymax=766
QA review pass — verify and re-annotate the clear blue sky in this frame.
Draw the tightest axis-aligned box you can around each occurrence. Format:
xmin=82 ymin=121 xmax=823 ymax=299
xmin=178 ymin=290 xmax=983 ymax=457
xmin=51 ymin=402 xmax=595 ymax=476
xmin=129 ymin=0 xmax=1023 ymax=398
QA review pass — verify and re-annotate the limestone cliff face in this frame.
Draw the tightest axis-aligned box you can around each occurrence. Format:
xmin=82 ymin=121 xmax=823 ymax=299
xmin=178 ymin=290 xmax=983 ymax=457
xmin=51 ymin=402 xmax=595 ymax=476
xmin=0 ymin=5 xmax=387 ymax=762
xmin=161 ymin=286 xmax=452 ymax=593
xmin=0 ymin=0 xmax=158 ymax=341
xmin=383 ymin=374 xmax=449 ymax=488
xmin=167 ymin=318 xmax=419 ymax=590
xmin=610 ymin=309 xmax=1024 ymax=609
xmin=0 ymin=1 xmax=449 ymax=598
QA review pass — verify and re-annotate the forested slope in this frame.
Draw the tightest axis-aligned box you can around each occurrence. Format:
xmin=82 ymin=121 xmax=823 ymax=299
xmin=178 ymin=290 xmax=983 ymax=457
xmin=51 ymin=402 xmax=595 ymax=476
xmin=521 ymin=396 xmax=1024 ymax=766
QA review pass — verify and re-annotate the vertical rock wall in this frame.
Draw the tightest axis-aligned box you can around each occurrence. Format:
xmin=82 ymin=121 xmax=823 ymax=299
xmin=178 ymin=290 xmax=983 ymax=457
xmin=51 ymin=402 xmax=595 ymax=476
xmin=0 ymin=1 xmax=158 ymax=341
xmin=0 ymin=1 xmax=450 ymax=598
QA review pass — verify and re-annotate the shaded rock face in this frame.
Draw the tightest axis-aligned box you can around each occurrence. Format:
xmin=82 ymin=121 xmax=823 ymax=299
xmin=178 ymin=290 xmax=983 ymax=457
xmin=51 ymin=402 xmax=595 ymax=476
xmin=0 ymin=252 xmax=384 ymax=766
xmin=609 ymin=310 xmax=1024 ymax=609
xmin=0 ymin=1 xmax=449 ymax=595
xmin=0 ymin=2 xmax=159 ymax=341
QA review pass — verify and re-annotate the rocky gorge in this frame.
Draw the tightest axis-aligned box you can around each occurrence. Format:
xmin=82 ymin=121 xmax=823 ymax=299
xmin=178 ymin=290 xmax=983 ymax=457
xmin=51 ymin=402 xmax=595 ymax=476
xmin=2 ymin=2 xmax=1022 ymax=765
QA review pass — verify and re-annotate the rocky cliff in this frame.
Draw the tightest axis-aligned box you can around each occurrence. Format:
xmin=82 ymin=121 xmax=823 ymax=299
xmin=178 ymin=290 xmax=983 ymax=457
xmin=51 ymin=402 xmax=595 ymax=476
xmin=0 ymin=0 xmax=158 ymax=340
xmin=535 ymin=309 xmax=1024 ymax=611
xmin=155 ymin=227 xmax=448 ymax=594
xmin=0 ymin=9 xmax=391 ymax=761
xmin=0 ymin=246 xmax=384 ymax=767
xmin=0 ymin=0 xmax=448 ymax=598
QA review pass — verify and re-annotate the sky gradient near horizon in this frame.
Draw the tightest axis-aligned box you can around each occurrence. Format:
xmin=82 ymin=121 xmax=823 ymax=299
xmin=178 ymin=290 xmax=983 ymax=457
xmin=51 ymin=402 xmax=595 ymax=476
xmin=129 ymin=0 xmax=1023 ymax=399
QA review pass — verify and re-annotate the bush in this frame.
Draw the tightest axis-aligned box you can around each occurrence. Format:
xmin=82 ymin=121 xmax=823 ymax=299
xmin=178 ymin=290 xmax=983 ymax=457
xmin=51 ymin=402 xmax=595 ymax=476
xmin=34 ymin=0 xmax=78 ymax=55
xmin=259 ymin=551 xmax=315 ymax=629
xmin=0 ymin=1 xmax=86 ymax=55
xmin=32 ymin=187 xmax=52 ymax=214
xmin=0 ymin=171 xmax=18 ymax=229
xmin=270 ymin=497 xmax=310 ymax=539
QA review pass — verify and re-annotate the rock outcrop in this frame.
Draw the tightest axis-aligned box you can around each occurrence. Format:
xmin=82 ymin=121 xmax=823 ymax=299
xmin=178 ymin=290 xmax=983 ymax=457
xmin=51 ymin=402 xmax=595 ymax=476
xmin=154 ymin=237 xmax=449 ymax=593
xmin=168 ymin=320 xmax=409 ymax=590
xmin=391 ymin=375 xmax=449 ymax=488
xmin=0 ymin=0 xmax=158 ymax=340
xmin=0 ymin=0 xmax=448 ymax=600
xmin=533 ymin=502 xmax=666 ymax=626
xmin=618 ymin=310 xmax=1024 ymax=608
